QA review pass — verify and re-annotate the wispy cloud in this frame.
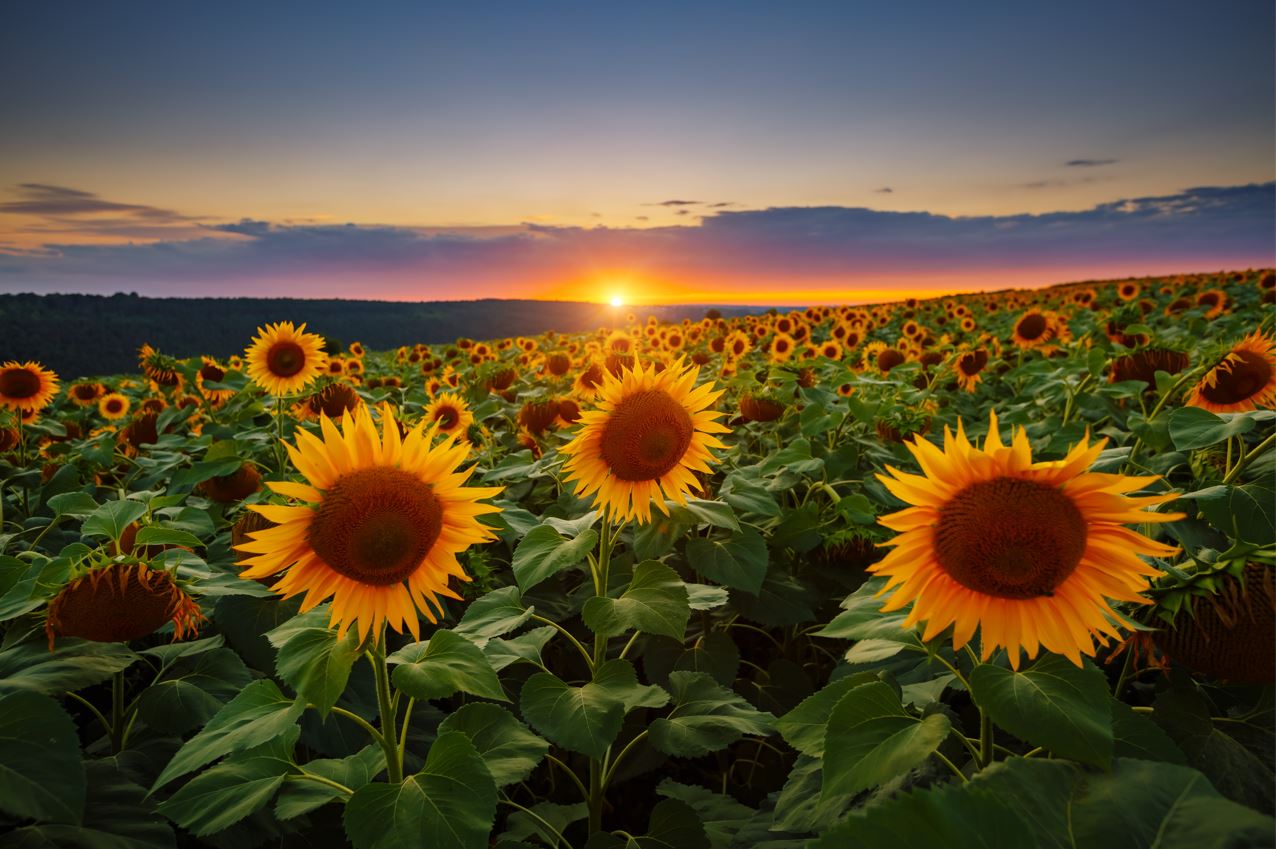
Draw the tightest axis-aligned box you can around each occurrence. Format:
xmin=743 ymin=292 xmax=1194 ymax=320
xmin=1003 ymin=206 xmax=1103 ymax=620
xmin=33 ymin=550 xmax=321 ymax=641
xmin=1065 ymin=158 xmax=1119 ymax=167
xmin=1 ymin=183 xmax=1271 ymax=303
xmin=874 ymin=187 xmax=894 ymax=194
xmin=0 ymin=183 xmax=216 ymax=242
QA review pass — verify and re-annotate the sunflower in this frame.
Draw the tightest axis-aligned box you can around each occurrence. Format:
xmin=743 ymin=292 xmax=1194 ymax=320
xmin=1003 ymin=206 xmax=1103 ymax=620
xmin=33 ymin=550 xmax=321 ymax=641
xmin=245 ymin=321 xmax=329 ymax=396
xmin=1011 ymin=310 xmax=1056 ymax=349
xmin=1117 ymin=280 xmax=1141 ymax=301
xmin=1187 ymin=330 xmax=1276 ymax=413
xmin=68 ymin=381 xmax=104 ymax=407
xmin=98 ymin=393 xmax=131 ymax=421
xmin=423 ymin=392 xmax=474 ymax=440
xmin=236 ymin=404 xmax=502 ymax=641
xmin=561 ymin=359 xmax=728 ymax=523
xmin=0 ymin=361 xmax=59 ymax=414
xmin=871 ymin=412 xmax=1183 ymax=668
xmin=196 ymin=357 xmax=235 ymax=403
xmin=769 ymin=333 xmax=796 ymax=363
xmin=723 ymin=331 xmax=751 ymax=361
xmin=953 ymin=349 xmax=989 ymax=392
xmin=46 ymin=562 xmax=204 ymax=649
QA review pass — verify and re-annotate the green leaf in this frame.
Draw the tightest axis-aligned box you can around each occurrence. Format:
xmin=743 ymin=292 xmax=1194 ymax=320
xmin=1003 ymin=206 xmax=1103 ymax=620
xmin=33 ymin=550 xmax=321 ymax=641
xmin=0 ymin=638 xmax=137 ymax=695
xmin=343 ymin=732 xmax=498 ymax=849
xmin=0 ymin=555 xmax=69 ymax=621
xmin=593 ymin=658 xmax=670 ymax=712
xmin=0 ymin=690 xmax=86 ymax=824
xmin=137 ymin=647 xmax=253 ymax=735
xmin=454 ymin=586 xmax=533 ymax=643
xmin=81 ymin=499 xmax=149 ymax=543
xmin=820 ymin=681 xmax=951 ymax=800
xmin=46 ymin=491 xmax=100 ymax=518
xmin=511 ymin=524 xmax=598 ymax=593
xmin=777 ymin=674 xmax=871 ymax=757
xmin=1192 ymin=483 xmax=1276 ymax=545
xmin=4 ymin=760 xmax=175 ymax=849
xmin=649 ymin=671 xmax=774 ymax=757
xmin=483 ymin=626 xmax=555 ymax=672
xmin=519 ymin=671 xmax=624 ymax=760
xmin=1111 ymin=700 xmax=1186 ymax=764
xmin=157 ymin=749 xmax=294 ymax=837
xmin=684 ymin=528 xmax=768 ymax=594
xmin=275 ymin=746 xmax=383 ymax=820
xmin=151 ymin=679 xmax=305 ymax=791
xmin=389 ymin=629 xmax=507 ymax=702
xmin=267 ymin=606 xmax=362 ymax=718
xmin=720 ymin=474 xmax=781 ymax=518
xmin=680 ymin=499 xmax=740 ymax=532
xmin=656 ymin=780 xmax=754 ymax=849
xmin=684 ymin=583 xmax=730 ymax=611
xmin=501 ymin=801 xmax=587 ymax=846
xmin=1168 ymin=406 xmax=1255 ymax=451
xmin=133 ymin=526 xmax=205 ymax=549
xmin=968 ymin=654 xmax=1113 ymax=767
xmin=438 ymin=703 xmax=549 ymax=787
xmin=584 ymin=799 xmax=709 ymax=849
xmin=582 ymin=561 xmax=691 ymax=640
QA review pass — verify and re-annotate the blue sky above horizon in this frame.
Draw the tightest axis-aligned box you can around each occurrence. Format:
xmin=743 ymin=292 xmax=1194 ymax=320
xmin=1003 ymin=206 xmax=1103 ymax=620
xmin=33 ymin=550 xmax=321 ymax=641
xmin=1 ymin=1 xmax=1272 ymax=304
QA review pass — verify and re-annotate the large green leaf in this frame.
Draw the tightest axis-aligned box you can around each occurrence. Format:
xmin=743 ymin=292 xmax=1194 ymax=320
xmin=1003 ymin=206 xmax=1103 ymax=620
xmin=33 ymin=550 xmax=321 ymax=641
xmin=81 ymin=499 xmax=149 ymax=544
xmin=4 ymin=760 xmax=175 ymax=849
xmin=820 ymin=680 xmax=951 ymax=800
xmin=388 ymin=629 xmax=507 ymax=702
xmin=519 ymin=671 xmax=624 ymax=760
xmin=511 ymin=524 xmax=597 ymax=593
xmin=776 ymin=674 xmax=872 ymax=757
xmin=0 ymin=690 xmax=86 ymax=824
xmin=1168 ymin=406 xmax=1258 ymax=451
xmin=684 ymin=528 xmax=768 ymax=594
xmin=137 ymin=647 xmax=252 ymax=735
xmin=151 ymin=679 xmax=305 ymax=791
xmin=274 ymin=746 xmax=384 ymax=820
xmin=649 ymin=671 xmax=774 ymax=757
xmin=0 ymin=555 xmax=70 ymax=621
xmin=584 ymin=799 xmax=709 ymax=849
xmin=582 ymin=560 xmax=691 ymax=640
xmin=656 ymin=780 xmax=754 ymax=849
xmin=968 ymin=654 xmax=1113 ymax=767
xmin=156 ymin=737 xmax=296 ymax=837
xmin=267 ymin=606 xmax=362 ymax=717
xmin=0 ymin=638 xmax=137 ymax=695
xmin=437 ymin=702 xmax=549 ymax=787
xmin=343 ymin=732 xmax=498 ymax=849
xmin=593 ymin=658 xmax=670 ymax=712
xmin=453 ymin=586 xmax=534 ymax=643
xmin=1192 ymin=483 xmax=1276 ymax=545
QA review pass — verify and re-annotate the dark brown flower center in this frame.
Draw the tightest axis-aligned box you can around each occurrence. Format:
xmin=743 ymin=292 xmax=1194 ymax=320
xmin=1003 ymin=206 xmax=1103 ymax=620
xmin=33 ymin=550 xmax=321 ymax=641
xmin=877 ymin=349 xmax=905 ymax=371
xmin=433 ymin=405 xmax=460 ymax=429
xmin=1202 ymin=351 xmax=1272 ymax=405
xmin=105 ymin=399 xmax=125 ymax=414
xmin=0 ymin=368 xmax=41 ymax=399
xmin=72 ymin=383 xmax=98 ymax=400
xmin=267 ymin=341 xmax=307 ymax=377
xmin=307 ymin=467 xmax=443 ymax=586
xmin=599 ymin=389 xmax=694 ymax=481
xmin=1016 ymin=314 xmax=1047 ymax=341
xmin=934 ymin=477 xmax=1086 ymax=599
xmin=958 ymin=350 xmax=989 ymax=376
xmin=200 ymin=363 xmax=226 ymax=382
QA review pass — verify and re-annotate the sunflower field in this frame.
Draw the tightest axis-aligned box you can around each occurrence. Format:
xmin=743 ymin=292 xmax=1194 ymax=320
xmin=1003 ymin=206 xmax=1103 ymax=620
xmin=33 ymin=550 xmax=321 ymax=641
xmin=0 ymin=269 xmax=1274 ymax=849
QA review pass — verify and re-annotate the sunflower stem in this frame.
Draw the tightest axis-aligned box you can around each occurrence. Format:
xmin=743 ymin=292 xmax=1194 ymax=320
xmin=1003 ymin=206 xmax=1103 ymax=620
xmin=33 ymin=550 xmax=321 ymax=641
xmin=588 ymin=518 xmax=616 ymax=835
xmin=110 ymin=670 xmax=126 ymax=754
xmin=274 ymin=396 xmax=288 ymax=474
xmin=1223 ymin=431 xmax=1276 ymax=484
xmin=370 ymin=633 xmax=403 ymax=783
xmin=1112 ymin=642 xmax=1137 ymax=700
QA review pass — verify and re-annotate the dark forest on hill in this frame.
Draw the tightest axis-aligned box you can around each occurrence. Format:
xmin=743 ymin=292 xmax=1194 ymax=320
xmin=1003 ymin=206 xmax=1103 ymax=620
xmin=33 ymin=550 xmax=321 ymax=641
xmin=0 ymin=292 xmax=765 ymax=379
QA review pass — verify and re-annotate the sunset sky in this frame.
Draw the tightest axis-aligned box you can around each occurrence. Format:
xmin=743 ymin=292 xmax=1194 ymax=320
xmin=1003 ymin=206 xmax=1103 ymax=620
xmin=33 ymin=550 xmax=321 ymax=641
xmin=1 ymin=1 xmax=1272 ymax=305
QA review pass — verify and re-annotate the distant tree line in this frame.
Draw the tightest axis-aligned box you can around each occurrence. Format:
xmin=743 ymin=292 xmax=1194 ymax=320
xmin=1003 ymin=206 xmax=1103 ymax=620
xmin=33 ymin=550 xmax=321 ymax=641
xmin=0 ymin=292 xmax=764 ymax=379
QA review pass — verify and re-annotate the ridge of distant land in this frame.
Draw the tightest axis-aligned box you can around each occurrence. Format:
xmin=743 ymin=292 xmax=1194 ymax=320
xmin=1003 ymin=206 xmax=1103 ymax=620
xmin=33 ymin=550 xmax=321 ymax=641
xmin=0 ymin=293 xmax=766 ymax=379
xmin=0 ymin=269 xmax=1260 ymax=379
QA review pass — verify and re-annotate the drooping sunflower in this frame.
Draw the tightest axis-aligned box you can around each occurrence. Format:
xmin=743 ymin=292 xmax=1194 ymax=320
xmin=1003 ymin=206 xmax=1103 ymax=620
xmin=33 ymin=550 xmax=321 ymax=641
xmin=424 ymin=392 xmax=474 ymax=440
xmin=46 ymin=562 xmax=204 ymax=649
xmin=196 ymin=357 xmax=235 ymax=403
xmin=561 ymin=359 xmax=728 ymax=523
xmin=245 ymin=321 xmax=329 ymax=396
xmin=1187 ymin=330 xmax=1276 ymax=413
xmin=98 ymin=393 xmax=131 ymax=421
xmin=0 ymin=361 xmax=59 ymax=414
xmin=872 ymin=412 xmax=1183 ymax=668
xmin=236 ymin=404 xmax=502 ymax=641
xmin=953 ymin=348 xmax=990 ymax=392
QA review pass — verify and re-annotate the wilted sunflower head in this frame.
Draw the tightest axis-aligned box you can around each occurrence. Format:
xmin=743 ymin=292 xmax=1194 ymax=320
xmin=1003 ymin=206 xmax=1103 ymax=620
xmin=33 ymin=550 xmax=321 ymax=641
xmin=871 ymin=411 xmax=1183 ymax=669
xmin=235 ymin=403 xmax=502 ymax=641
xmin=0 ymin=361 xmax=59 ymax=414
xmin=561 ymin=358 xmax=729 ymax=524
xmin=245 ymin=321 xmax=329 ymax=396
xmin=46 ymin=563 xmax=203 ymax=649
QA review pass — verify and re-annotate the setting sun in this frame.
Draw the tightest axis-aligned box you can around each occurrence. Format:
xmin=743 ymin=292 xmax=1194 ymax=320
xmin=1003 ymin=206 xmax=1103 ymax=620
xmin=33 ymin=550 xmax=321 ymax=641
xmin=610 ymin=294 xmax=624 ymax=307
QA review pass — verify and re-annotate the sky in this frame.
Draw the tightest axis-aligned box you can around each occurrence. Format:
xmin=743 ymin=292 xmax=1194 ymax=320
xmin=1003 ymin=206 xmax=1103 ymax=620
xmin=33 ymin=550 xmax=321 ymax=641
xmin=1 ymin=1 xmax=1272 ymax=305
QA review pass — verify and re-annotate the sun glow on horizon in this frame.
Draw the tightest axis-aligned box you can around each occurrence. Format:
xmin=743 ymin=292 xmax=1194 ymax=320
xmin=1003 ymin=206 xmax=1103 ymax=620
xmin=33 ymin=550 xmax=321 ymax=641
xmin=610 ymin=294 xmax=624 ymax=307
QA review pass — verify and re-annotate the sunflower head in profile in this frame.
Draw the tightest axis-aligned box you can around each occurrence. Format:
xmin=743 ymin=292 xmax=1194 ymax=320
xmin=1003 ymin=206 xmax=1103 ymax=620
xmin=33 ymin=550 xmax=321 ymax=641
xmin=0 ymin=361 xmax=59 ymax=414
xmin=236 ymin=404 xmax=502 ymax=642
xmin=1187 ymin=330 xmax=1276 ymax=413
xmin=561 ymin=358 xmax=728 ymax=523
xmin=245 ymin=321 xmax=329 ymax=396
xmin=871 ymin=412 xmax=1183 ymax=668
xmin=424 ymin=392 xmax=474 ymax=440
xmin=46 ymin=562 xmax=203 ymax=649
